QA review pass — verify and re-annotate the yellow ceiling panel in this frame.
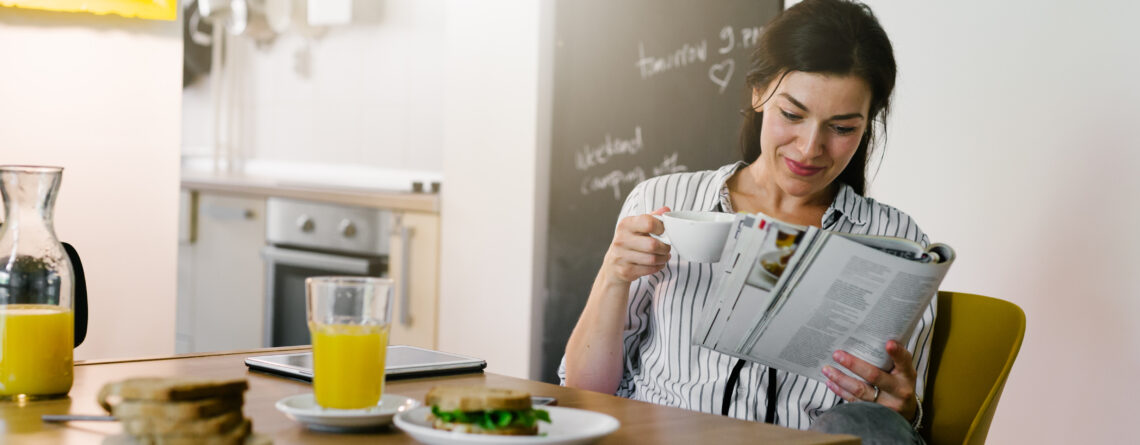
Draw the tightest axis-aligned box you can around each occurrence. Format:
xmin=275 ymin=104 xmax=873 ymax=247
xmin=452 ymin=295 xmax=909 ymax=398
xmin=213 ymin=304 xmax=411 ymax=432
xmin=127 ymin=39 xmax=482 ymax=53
xmin=0 ymin=0 xmax=178 ymax=21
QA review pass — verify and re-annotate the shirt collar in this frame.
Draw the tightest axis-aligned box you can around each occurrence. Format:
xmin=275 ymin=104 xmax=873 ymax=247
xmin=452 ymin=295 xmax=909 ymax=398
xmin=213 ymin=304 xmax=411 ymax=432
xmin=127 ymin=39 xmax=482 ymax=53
xmin=714 ymin=161 xmax=869 ymax=227
xmin=713 ymin=162 xmax=747 ymax=212
xmin=823 ymin=183 xmax=870 ymax=226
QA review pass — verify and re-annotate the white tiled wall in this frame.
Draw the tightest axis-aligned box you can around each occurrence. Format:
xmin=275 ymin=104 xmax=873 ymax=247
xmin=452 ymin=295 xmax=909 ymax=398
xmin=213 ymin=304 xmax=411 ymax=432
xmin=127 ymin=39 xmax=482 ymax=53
xmin=182 ymin=0 xmax=445 ymax=173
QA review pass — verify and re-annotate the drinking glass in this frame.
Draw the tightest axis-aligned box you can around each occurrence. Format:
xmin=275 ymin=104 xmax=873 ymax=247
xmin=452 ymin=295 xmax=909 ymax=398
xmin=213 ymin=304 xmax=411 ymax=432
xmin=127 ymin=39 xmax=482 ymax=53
xmin=306 ymin=276 xmax=393 ymax=410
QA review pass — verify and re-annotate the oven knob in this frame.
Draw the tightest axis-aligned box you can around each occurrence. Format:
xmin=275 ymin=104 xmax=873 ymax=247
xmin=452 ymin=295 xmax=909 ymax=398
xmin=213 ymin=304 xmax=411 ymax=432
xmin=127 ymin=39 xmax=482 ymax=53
xmin=297 ymin=215 xmax=315 ymax=233
xmin=339 ymin=219 xmax=357 ymax=238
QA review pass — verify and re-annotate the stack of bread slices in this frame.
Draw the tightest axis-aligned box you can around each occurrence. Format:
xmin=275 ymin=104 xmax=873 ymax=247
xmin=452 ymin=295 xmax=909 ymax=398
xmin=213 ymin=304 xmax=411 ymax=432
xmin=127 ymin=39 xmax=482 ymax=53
xmin=98 ymin=377 xmax=269 ymax=445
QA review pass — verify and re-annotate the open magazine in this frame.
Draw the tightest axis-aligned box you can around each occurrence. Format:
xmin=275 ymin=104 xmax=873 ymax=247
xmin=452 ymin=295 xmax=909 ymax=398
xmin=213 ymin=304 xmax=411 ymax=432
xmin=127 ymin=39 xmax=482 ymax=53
xmin=694 ymin=213 xmax=955 ymax=382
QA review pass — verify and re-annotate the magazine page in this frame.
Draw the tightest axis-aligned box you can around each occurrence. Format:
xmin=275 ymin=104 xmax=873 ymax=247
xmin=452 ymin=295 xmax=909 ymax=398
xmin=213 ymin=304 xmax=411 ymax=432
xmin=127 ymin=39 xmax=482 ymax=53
xmin=694 ymin=215 xmax=811 ymax=352
xmin=833 ymin=232 xmax=928 ymax=261
xmin=735 ymin=233 xmax=952 ymax=381
xmin=694 ymin=214 xmax=771 ymax=348
xmin=725 ymin=226 xmax=821 ymax=350
xmin=833 ymin=232 xmax=956 ymax=264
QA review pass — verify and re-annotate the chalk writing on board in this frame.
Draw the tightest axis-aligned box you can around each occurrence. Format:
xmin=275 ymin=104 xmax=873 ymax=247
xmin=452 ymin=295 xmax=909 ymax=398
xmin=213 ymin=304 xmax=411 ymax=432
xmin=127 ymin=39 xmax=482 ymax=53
xmin=719 ymin=25 xmax=763 ymax=53
xmin=636 ymin=25 xmax=763 ymax=94
xmin=575 ymin=127 xmax=644 ymax=171
xmin=718 ymin=26 xmax=735 ymax=54
xmin=636 ymin=41 xmax=708 ymax=80
xmin=709 ymin=59 xmax=734 ymax=93
xmin=740 ymin=26 xmax=762 ymax=47
xmin=652 ymin=152 xmax=688 ymax=177
xmin=581 ymin=167 xmax=645 ymax=201
xmin=579 ymin=152 xmax=689 ymax=200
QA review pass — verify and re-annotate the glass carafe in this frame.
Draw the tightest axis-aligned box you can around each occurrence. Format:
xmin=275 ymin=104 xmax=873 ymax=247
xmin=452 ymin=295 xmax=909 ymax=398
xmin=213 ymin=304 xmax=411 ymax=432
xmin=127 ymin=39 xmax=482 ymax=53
xmin=0 ymin=165 xmax=74 ymax=400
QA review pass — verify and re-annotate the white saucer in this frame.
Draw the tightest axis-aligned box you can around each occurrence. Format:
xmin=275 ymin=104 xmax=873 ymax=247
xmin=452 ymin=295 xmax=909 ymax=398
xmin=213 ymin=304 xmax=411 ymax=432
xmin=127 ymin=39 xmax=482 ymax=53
xmin=394 ymin=406 xmax=620 ymax=445
xmin=276 ymin=393 xmax=418 ymax=432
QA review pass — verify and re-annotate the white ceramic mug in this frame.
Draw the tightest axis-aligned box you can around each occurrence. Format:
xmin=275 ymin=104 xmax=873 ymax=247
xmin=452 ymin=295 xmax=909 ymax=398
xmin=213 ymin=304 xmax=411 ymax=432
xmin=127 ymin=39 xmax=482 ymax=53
xmin=650 ymin=211 xmax=735 ymax=263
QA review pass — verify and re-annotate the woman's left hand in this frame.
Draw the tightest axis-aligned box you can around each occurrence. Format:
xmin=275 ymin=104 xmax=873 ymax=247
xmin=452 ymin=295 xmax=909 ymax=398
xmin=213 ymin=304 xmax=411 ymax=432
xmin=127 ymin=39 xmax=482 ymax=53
xmin=821 ymin=340 xmax=918 ymax=421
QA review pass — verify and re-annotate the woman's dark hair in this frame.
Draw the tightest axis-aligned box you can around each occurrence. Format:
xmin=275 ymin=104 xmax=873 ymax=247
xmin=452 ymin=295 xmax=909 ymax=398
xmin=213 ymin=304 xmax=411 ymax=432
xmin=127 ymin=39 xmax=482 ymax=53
xmin=740 ymin=0 xmax=896 ymax=195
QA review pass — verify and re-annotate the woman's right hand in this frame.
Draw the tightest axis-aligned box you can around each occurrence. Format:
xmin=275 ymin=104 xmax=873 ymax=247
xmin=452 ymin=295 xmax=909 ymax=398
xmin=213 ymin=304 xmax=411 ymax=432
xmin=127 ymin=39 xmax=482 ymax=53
xmin=566 ymin=206 xmax=672 ymax=393
xmin=602 ymin=206 xmax=673 ymax=285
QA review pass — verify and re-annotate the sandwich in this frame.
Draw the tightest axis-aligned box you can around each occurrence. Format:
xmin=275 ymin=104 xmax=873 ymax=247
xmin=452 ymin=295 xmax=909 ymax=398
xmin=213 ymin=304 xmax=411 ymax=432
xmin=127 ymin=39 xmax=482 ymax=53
xmin=425 ymin=386 xmax=551 ymax=436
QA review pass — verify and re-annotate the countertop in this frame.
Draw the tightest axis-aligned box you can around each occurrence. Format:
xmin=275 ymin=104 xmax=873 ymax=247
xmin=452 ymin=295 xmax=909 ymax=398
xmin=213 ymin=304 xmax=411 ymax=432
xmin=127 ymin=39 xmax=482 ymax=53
xmin=181 ymin=170 xmax=440 ymax=214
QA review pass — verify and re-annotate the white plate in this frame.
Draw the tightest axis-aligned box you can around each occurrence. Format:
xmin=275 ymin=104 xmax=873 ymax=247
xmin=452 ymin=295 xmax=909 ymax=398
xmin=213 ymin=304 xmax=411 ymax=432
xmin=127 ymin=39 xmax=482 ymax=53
xmin=276 ymin=393 xmax=418 ymax=432
xmin=394 ymin=406 xmax=619 ymax=445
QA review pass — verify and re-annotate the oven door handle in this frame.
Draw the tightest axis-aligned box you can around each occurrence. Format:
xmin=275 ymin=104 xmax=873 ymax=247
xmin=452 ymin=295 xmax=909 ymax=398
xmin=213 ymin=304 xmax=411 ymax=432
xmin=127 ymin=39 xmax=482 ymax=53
xmin=397 ymin=224 xmax=414 ymax=327
xmin=261 ymin=245 xmax=373 ymax=275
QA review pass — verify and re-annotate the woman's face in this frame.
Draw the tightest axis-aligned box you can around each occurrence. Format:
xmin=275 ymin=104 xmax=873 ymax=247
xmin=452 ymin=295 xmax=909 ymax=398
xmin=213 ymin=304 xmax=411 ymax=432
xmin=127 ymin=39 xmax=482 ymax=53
xmin=753 ymin=71 xmax=872 ymax=201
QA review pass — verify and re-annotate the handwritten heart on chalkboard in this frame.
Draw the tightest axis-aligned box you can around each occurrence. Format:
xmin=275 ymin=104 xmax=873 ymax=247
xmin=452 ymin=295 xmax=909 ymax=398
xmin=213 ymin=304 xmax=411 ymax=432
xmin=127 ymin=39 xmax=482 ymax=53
xmin=709 ymin=59 xmax=735 ymax=94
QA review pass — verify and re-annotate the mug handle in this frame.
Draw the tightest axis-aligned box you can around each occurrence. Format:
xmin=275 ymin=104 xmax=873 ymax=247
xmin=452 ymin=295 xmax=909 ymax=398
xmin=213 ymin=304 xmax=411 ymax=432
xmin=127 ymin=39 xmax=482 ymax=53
xmin=63 ymin=242 xmax=87 ymax=348
xmin=648 ymin=214 xmax=671 ymax=245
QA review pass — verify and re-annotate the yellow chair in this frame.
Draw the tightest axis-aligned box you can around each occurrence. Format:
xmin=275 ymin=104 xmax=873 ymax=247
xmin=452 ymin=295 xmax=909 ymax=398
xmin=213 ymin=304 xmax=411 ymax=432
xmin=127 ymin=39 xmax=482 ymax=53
xmin=922 ymin=291 xmax=1026 ymax=445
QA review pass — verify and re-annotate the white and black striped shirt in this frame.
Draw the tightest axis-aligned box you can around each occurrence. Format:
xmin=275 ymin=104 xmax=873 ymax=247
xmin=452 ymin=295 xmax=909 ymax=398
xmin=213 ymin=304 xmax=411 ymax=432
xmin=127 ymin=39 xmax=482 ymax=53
xmin=559 ymin=162 xmax=936 ymax=430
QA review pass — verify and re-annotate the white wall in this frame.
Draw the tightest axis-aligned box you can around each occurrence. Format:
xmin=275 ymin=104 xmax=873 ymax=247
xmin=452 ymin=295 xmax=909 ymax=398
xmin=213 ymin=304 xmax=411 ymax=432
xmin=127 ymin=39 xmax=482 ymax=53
xmin=865 ymin=1 xmax=1140 ymax=443
xmin=438 ymin=0 xmax=544 ymax=379
xmin=0 ymin=9 xmax=182 ymax=360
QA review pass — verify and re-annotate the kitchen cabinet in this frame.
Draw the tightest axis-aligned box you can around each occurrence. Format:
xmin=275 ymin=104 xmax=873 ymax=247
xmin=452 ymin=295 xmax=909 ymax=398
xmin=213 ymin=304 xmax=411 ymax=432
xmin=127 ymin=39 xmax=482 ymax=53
xmin=388 ymin=212 xmax=440 ymax=348
xmin=176 ymin=192 xmax=267 ymax=353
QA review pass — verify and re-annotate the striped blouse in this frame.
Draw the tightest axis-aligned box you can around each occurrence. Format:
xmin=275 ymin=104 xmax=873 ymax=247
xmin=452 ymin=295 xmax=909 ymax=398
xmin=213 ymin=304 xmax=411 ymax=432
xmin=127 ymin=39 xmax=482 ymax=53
xmin=558 ymin=162 xmax=937 ymax=430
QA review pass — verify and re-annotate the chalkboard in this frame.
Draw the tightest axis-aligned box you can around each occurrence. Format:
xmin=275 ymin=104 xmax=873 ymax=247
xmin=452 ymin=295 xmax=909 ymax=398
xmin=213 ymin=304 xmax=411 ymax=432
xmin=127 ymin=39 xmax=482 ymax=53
xmin=542 ymin=0 xmax=784 ymax=383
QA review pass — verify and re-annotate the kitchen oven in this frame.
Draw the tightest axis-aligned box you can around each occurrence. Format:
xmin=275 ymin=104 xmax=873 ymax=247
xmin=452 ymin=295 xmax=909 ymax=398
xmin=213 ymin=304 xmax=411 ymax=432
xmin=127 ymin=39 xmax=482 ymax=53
xmin=261 ymin=198 xmax=402 ymax=347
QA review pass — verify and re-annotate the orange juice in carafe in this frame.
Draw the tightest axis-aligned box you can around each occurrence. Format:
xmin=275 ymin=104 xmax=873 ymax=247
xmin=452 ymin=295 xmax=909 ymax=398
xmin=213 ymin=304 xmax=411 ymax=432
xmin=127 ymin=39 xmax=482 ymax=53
xmin=0 ymin=304 xmax=74 ymax=398
xmin=311 ymin=323 xmax=389 ymax=409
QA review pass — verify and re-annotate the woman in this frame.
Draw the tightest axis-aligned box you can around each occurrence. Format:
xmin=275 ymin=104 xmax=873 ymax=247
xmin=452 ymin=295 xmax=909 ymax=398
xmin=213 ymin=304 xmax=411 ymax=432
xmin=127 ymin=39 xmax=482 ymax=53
xmin=561 ymin=0 xmax=932 ymax=442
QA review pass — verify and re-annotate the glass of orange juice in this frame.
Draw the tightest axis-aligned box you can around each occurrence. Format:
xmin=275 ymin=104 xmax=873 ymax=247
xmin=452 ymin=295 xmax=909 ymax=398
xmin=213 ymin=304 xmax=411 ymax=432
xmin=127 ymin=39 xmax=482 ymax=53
xmin=0 ymin=165 xmax=77 ymax=401
xmin=307 ymin=276 xmax=393 ymax=410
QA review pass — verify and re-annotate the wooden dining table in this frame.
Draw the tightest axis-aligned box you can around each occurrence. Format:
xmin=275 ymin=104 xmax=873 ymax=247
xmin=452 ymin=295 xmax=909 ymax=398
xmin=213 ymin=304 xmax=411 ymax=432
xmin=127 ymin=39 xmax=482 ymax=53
xmin=0 ymin=347 xmax=859 ymax=444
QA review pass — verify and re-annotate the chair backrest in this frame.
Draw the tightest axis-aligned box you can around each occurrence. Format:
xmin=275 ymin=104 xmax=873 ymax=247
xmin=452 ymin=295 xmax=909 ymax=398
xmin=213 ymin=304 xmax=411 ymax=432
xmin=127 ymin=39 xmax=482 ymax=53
xmin=922 ymin=291 xmax=1026 ymax=445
